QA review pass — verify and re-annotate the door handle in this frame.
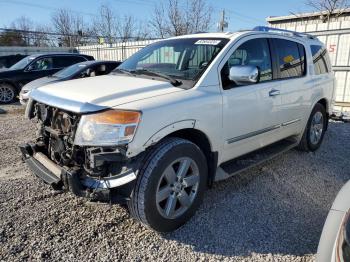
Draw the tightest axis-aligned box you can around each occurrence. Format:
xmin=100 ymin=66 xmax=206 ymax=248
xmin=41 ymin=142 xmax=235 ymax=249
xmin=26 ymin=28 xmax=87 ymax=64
xmin=269 ymin=89 xmax=281 ymax=97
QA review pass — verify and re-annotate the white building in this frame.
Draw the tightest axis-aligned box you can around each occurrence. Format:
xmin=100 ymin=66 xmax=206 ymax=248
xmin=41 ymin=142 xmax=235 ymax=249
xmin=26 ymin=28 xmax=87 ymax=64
xmin=267 ymin=9 xmax=350 ymax=117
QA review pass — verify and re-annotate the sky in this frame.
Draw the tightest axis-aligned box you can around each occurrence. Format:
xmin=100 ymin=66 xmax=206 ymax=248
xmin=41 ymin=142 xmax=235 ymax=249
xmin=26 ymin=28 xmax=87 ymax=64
xmin=0 ymin=0 xmax=313 ymax=32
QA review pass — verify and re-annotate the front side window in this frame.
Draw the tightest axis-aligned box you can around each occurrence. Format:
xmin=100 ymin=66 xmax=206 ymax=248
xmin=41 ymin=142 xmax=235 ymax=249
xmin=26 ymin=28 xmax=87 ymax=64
xmin=221 ymin=38 xmax=273 ymax=89
xmin=117 ymin=38 xmax=229 ymax=86
xmin=311 ymin=45 xmax=331 ymax=75
xmin=275 ymin=39 xmax=306 ymax=79
xmin=30 ymin=57 xmax=53 ymax=71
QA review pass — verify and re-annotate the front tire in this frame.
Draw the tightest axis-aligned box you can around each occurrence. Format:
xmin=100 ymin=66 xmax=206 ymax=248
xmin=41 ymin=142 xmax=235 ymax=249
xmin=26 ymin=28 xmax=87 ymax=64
xmin=298 ymin=103 xmax=327 ymax=152
xmin=0 ymin=83 xmax=16 ymax=104
xmin=128 ymin=137 xmax=208 ymax=232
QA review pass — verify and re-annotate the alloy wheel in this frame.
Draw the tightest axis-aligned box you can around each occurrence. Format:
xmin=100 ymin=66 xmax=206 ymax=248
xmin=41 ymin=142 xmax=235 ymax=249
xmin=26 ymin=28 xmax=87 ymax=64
xmin=310 ymin=111 xmax=324 ymax=145
xmin=156 ymin=157 xmax=200 ymax=219
xmin=0 ymin=85 xmax=15 ymax=103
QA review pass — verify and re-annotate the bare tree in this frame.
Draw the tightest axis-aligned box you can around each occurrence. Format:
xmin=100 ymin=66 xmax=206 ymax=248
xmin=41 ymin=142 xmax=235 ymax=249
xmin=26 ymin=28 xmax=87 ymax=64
xmin=151 ymin=0 xmax=212 ymax=38
xmin=152 ymin=5 xmax=167 ymax=38
xmin=92 ymin=4 xmax=119 ymax=44
xmin=33 ymin=25 xmax=54 ymax=47
xmin=51 ymin=8 xmax=86 ymax=47
xmin=134 ymin=20 xmax=151 ymax=40
xmin=306 ymin=0 xmax=349 ymax=22
xmin=11 ymin=16 xmax=33 ymax=46
xmin=117 ymin=15 xmax=136 ymax=41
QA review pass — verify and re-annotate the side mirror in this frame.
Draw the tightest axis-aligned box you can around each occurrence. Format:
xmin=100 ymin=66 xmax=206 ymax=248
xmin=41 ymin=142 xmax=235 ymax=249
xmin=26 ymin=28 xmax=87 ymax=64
xmin=26 ymin=65 xmax=34 ymax=71
xmin=229 ymin=65 xmax=260 ymax=85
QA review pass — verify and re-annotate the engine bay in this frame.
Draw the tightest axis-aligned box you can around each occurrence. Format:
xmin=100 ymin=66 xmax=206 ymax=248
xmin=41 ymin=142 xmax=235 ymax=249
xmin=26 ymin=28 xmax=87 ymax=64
xmin=31 ymin=102 xmax=131 ymax=178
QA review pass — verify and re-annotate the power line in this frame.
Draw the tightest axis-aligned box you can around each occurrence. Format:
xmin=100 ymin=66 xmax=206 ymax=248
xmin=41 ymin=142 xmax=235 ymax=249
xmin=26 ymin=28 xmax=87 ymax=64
xmin=0 ymin=0 xmax=96 ymax=17
xmin=212 ymin=6 xmax=265 ymax=24
xmin=112 ymin=0 xmax=157 ymax=7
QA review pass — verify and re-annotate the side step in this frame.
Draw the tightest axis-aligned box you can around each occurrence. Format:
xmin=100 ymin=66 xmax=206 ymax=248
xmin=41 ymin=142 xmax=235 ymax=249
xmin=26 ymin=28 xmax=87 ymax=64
xmin=215 ymin=138 xmax=299 ymax=182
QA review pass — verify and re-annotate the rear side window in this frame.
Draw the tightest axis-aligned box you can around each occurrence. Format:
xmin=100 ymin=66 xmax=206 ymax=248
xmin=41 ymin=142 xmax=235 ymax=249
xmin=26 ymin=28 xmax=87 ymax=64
xmin=311 ymin=45 xmax=331 ymax=75
xmin=53 ymin=56 xmax=87 ymax=68
xmin=274 ymin=39 xmax=306 ymax=79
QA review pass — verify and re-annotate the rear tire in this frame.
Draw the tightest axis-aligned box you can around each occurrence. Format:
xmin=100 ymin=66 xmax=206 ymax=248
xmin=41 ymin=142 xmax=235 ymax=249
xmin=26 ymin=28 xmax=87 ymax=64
xmin=128 ymin=137 xmax=208 ymax=232
xmin=0 ymin=83 xmax=17 ymax=104
xmin=298 ymin=103 xmax=327 ymax=152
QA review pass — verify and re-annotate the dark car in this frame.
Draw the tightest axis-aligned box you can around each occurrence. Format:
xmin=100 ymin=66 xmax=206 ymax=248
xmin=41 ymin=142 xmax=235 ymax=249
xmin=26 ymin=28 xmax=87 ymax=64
xmin=0 ymin=53 xmax=94 ymax=103
xmin=19 ymin=60 xmax=121 ymax=105
xmin=0 ymin=54 xmax=28 ymax=70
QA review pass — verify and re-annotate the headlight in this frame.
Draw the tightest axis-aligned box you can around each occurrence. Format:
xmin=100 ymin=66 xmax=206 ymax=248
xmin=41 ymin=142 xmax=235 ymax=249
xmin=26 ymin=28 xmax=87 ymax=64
xmin=74 ymin=109 xmax=141 ymax=146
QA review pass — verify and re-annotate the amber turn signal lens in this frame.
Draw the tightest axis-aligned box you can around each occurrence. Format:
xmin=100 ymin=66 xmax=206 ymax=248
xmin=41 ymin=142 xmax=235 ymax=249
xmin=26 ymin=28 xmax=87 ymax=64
xmin=88 ymin=110 xmax=141 ymax=125
xmin=124 ymin=125 xmax=137 ymax=137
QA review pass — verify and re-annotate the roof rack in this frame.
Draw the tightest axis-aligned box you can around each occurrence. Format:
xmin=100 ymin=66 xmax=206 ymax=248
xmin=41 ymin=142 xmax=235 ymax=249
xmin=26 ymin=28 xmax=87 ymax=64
xmin=252 ymin=26 xmax=316 ymax=40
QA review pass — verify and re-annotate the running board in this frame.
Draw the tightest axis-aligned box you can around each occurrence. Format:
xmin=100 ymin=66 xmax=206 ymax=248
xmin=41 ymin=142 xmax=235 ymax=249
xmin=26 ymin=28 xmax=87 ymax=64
xmin=215 ymin=138 xmax=299 ymax=182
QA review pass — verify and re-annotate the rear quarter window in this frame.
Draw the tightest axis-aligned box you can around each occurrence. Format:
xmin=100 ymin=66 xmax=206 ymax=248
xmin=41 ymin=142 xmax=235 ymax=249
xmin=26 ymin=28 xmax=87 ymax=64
xmin=311 ymin=45 xmax=331 ymax=75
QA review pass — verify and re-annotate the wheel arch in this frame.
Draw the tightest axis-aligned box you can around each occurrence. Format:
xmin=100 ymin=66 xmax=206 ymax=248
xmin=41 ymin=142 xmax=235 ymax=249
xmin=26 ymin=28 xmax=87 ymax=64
xmin=317 ymin=98 xmax=329 ymax=113
xmin=314 ymin=98 xmax=329 ymax=130
xmin=163 ymin=128 xmax=218 ymax=187
xmin=0 ymin=79 xmax=19 ymax=93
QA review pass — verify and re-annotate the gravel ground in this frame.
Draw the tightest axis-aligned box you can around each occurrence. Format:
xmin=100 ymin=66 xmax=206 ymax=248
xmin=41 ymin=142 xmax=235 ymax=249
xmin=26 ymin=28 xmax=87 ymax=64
xmin=1 ymin=104 xmax=350 ymax=262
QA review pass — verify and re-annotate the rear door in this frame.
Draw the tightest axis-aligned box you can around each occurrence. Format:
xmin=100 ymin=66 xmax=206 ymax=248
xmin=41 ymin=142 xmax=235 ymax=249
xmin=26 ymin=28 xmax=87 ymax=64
xmin=53 ymin=55 xmax=87 ymax=71
xmin=219 ymin=37 xmax=283 ymax=162
xmin=271 ymin=38 xmax=308 ymax=135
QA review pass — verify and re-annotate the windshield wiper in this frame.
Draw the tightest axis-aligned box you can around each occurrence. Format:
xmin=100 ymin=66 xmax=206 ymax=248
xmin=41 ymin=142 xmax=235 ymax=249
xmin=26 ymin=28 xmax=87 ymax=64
xmin=132 ymin=69 xmax=182 ymax=87
xmin=113 ymin=68 xmax=135 ymax=76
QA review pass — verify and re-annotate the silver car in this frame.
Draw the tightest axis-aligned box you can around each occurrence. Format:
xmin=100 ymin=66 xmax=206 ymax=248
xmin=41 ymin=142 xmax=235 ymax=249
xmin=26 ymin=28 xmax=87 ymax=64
xmin=317 ymin=181 xmax=350 ymax=261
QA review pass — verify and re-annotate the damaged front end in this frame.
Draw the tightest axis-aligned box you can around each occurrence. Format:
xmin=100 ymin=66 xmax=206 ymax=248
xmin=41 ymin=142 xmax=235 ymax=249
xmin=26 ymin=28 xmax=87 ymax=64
xmin=20 ymin=101 xmax=143 ymax=203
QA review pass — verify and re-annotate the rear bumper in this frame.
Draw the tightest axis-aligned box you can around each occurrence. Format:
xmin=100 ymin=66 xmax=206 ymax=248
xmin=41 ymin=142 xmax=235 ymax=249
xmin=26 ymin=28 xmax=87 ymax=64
xmin=19 ymin=143 xmax=137 ymax=202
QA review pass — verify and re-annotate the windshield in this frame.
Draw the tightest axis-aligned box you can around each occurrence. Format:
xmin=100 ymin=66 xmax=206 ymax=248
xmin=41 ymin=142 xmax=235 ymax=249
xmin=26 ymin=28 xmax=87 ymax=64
xmin=9 ymin=56 xmax=35 ymax=70
xmin=117 ymin=38 xmax=229 ymax=83
xmin=53 ymin=63 xmax=87 ymax=78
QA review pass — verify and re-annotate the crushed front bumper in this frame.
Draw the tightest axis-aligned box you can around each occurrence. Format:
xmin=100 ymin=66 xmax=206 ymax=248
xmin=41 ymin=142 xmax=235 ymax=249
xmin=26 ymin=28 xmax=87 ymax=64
xmin=19 ymin=143 xmax=137 ymax=202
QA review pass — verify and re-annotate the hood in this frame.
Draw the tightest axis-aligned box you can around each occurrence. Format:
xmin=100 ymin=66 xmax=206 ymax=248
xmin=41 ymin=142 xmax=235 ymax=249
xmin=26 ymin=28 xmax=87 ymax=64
xmin=22 ymin=76 xmax=58 ymax=91
xmin=29 ymin=75 xmax=183 ymax=113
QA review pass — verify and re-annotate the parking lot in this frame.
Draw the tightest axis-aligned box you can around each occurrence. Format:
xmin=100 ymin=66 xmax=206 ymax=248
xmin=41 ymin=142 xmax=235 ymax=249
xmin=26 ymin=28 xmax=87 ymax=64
xmin=0 ymin=103 xmax=349 ymax=261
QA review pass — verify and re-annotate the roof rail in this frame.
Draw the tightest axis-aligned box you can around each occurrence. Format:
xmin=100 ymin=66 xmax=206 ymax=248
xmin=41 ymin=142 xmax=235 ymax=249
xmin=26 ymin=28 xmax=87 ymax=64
xmin=252 ymin=26 xmax=316 ymax=39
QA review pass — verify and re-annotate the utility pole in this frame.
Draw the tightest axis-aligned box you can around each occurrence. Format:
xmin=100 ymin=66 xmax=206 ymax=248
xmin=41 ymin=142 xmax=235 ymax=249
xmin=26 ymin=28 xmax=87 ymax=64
xmin=218 ymin=9 xmax=228 ymax=32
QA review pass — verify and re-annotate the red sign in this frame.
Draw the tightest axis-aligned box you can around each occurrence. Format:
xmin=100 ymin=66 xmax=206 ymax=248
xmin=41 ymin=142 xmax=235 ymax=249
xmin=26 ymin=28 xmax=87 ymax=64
xmin=329 ymin=44 xmax=336 ymax=53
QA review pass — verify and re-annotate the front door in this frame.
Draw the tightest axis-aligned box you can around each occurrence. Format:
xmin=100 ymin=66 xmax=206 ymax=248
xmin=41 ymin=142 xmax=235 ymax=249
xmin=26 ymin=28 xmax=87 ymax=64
xmin=21 ymin=57 xmax=58 ymax=86
xmin=219 ymin=37 xmax=282 ymax=163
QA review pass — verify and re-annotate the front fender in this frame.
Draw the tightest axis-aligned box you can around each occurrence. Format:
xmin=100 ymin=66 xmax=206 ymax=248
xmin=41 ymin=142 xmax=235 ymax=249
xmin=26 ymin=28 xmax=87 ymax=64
xmin=126 ymin=120 xmax=196 ymax=157
xmin=144 ymin=119 xmax=196 ymax=147
xmin=0 ymin=79 xmax=19 ymax=91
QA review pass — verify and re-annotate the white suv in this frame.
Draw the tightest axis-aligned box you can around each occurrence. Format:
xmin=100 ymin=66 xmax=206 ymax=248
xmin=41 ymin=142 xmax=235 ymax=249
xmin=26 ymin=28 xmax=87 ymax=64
xmin=21 ymin=27 xmax=335 ymax=232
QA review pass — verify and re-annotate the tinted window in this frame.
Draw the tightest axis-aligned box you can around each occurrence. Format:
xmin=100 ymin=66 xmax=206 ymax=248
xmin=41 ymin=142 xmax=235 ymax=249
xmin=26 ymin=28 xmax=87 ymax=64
xmin=53 ymin=63 xmax=88 ymax=78
xmin=53 ymin=56 xmax=87 ymax=68
xmin=30 ymin=57 xmax=53 ymax=71
xmin=106 ymin=62 xmax=119 ymax=72
xmin=311 ymin=45 xmax=331 ymax=75
xmin=0 ymin=58 xmax=6 ymax=68
xmin=275 ymin=39 xmax=306 ymax=79
xmin=221 ymin=38 xmax=273 ymax=89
